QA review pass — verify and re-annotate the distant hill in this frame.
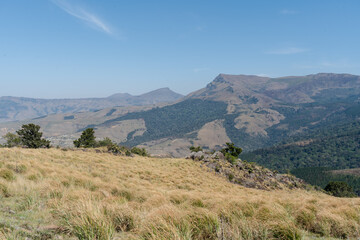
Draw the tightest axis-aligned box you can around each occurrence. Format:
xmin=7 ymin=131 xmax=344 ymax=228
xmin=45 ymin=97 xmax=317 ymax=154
xmin=2 ymin=73 xmax=360 ymax=157
xmin=0 ymin=87 xmax=183 ymax=122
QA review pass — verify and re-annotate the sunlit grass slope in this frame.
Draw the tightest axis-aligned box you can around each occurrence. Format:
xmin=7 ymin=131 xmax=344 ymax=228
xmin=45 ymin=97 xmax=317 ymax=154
xmin=0 ymin=148 xmax=360 ymax=239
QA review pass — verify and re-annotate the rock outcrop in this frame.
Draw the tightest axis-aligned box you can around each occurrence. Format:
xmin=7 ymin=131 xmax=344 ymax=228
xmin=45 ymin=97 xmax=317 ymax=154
xmin=187 ymin=151 xmax=305 ymax=190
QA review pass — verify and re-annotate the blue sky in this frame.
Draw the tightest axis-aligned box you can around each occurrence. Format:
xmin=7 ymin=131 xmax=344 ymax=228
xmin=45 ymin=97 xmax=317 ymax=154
xmin=1 ymin=0 xmax=360 ymax=98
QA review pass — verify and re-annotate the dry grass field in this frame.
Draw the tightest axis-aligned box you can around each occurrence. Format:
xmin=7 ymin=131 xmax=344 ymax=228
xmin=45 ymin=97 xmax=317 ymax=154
xmin=0 ymin=148 xmax=360 ymax=239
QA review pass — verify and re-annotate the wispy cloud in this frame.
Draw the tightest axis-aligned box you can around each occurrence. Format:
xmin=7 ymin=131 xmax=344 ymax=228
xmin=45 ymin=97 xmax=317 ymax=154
xmin=52 ymin=0 xmax=113 ymax=35
xmin=266 ymin=47 xmax=308 ymax=55
xmin=280 ymin=9 xmax=297 ymax=15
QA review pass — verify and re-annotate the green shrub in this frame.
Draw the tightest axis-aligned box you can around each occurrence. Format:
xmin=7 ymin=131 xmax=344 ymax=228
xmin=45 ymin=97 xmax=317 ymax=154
xmin=107 ymin=143 xmax=122 ymax=154
xmin=189 ymin=146 xmax=203 ymax=152
xmin=97 ymin=137 xmax=114 ymax=147
xmin=221 ymin=142 xmax=242 ymax=158
xmin=225 ymin=153 xmax=238 ymax=165
xmin=3 ymin=132 xmax=21 ymax=147
xmin=131 ymin=147 xmax=148 ymax=157
xmin=324 ymin=181 xmax=356 ymax=197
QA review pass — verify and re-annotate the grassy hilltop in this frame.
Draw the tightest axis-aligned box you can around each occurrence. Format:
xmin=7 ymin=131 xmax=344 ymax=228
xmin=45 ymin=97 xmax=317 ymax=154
xmin=0 ymin=148 xmax=360 ymax=239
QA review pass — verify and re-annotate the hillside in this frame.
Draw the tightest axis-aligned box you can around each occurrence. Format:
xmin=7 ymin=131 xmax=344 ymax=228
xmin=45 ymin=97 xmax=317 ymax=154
xmin=1 ymin=148 xmax=360 ymax=239
xmin=0 ymin=88 xmax=183 ymax=123
xmin=2 ymin=73 xmax=360 ymax=156
xmin=241 ymin=120 xmax=360 ymax=196
xmin=290 ymin=167 xmax=360 ymax=196
xmin=241 ymin=120 xmax=360 ymax=171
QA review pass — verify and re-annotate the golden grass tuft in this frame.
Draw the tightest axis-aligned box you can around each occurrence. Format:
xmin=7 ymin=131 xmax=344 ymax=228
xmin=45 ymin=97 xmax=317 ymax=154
xmin=0 ymin=148 xmax=360 ymax=239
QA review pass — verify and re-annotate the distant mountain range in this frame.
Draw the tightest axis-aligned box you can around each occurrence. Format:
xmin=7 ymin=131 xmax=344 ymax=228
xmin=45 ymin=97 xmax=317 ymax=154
xmin=0 ymin=87 xmax=183 ymax=122
xmin=2 ymin=73 xmax=360 ymax=158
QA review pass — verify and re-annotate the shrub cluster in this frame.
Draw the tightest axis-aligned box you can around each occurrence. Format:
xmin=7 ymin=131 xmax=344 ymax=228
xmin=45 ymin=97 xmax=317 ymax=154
xmin=73 ymin=128 xmax=149 ymax=156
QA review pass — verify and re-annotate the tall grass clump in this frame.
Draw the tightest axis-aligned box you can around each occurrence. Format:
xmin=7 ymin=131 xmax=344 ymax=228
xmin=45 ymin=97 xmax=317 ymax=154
xmin=60 ymin=201 xmax=115 ymax=240
xmin=0 ymin=169 xmax=15 ymax=181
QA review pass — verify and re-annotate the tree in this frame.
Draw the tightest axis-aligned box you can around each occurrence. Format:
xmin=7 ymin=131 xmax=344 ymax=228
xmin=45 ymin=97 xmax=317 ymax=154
xmin=3 ymin=132 xmax=21 ymax=147
xmin=74 ymin=128 xmax=97 ymax=148
xmin=221 ymin=142 xmax=242 ymax=157
xmin=221 ymin=142 xmax=242 ymax=165
xmin=189 ymin=146 xmax=203 ymax=152
xmin=324 ymin=181 xmax=356 ymax=197
xmin=16 ymin=124 xmax=50 ymax=148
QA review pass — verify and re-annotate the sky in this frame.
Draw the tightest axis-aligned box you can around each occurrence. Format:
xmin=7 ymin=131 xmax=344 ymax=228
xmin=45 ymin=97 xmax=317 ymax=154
xmin=1 ymin=0 xmax=360 ymax=98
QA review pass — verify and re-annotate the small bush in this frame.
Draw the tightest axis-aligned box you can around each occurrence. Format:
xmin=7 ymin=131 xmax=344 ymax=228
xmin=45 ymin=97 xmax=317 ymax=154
xmin=131 ymin=147 xmax=148 ymax=157
xmin=107 ymin=143 xmax=123 ymax=154
xmin=221 ymin=142 xmax=242 ymax=160
xmin=189 ymin=146 xmax=203 ymax=152
xmin=324 ymin=181 xmax=356 ymax=197
xmin=225 ymin=153 xmax=238 ymax=165
xmin=3 ymin=132 xmax=21 ymax=147
xmin=97 ymin=137 xmax=114 ymax=147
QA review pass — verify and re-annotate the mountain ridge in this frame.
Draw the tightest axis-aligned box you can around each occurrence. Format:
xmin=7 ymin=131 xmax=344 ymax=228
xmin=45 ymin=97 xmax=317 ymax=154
xmin=0 ymin=87 xmax=184 ymax=123
xmin=2 ymin=73 xmax=360 ymax=157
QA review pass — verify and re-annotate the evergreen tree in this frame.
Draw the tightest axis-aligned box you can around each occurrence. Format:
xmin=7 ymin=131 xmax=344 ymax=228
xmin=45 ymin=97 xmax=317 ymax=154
xmin=16 ymin=124 xmax=50 ymax=148
xmin=221 ymin=142 xmax=243 ymax=165
xmin=74 ymin=128 xmax=97 ymax=148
